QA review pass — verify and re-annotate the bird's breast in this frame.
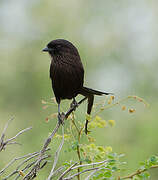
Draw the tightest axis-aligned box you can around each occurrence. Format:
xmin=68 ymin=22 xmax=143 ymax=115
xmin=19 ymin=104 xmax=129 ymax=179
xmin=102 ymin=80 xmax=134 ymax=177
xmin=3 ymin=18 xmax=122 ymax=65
xmin=50 ymin=60 xmax=84 ymax=100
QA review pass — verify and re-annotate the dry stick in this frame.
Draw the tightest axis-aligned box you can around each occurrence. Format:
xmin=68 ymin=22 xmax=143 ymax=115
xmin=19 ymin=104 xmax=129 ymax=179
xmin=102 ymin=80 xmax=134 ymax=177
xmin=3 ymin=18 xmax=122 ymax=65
xmin=23 ymin=123 xmax=60 ymax=179
xmin=0 ymin=117 xmax=14 ymax=140
xmin=2 ymin=155 xmax=50 ymax=180
xmin=119 ymin=165 xmax=158 ymax=180
xmin=23 ymin=97 xmax=87 ymax=179
xmin=85 ymin=166 xmax=106 ymax=180
xmin=92 ymin=95 xmax=149 ymax=119
xmin=17 ymin=148 xmax=50 ymax=171
xmin=0 ymin=152 xmax=39 ymax=175
xmin=14 ymin=161 xmax=37 ymax=180
xmin=0 ymin=150 xmax=51 ymax=180
xmin=57 ymin=160 xmax=108 ymax=180
xmin=48 ymin=166 xmax=65 ymax=179
xmin=71 ymin=113 xmax=81 ymax=180
xmin=65 ymin=97 xmax=87 ymax=119
xmin=14 ymin=155 xmax=50 ymax=180
xmin=0 ymin=117 xmax=14 ymax=151
xmin=47 ymin=126 xmax=65 ymax=180
xmin=58 ymin=162 xmax=78 ymax=180
xmin=5 ymin=127 xmax=32 ymax=145
xmin=71 ymin=160 xmax=108 ymax=170
xmin=59 ymin=160 xmax=108 ymax=180
xmin=63 ymin=166 xmax=110 ymax=180
xmin=0 ymin=117 xmax=32 ymax=152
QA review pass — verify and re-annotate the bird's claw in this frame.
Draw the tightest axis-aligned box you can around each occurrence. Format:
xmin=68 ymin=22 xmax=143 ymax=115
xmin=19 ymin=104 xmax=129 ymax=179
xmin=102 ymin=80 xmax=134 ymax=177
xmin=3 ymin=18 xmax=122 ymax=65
xmin=58 ymin=112 xmax=65 ymax=125
xmin=70 ymin=99 xmax=78 ymax=111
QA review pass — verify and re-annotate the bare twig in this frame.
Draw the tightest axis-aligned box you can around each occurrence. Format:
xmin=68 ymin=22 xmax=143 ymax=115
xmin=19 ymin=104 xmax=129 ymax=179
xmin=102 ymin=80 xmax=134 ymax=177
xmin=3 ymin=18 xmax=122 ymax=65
xmin=85 ymin=166 xmax=104 ymax=180
xmin=0 ymin=149 xmax=50 ymax=179
xmin=63 ymin=166 xmax=109 ymax=180
xmin=71 ymin=160 xmax=108 ymax=170
xmin=57 ymin=160 xmax=108 ymax=180
xmin=58 ymin=162 xmax=78 ymax=180
xmin=0 ymin=117 xmax=14 ymax=151
xmin=2 ymin=155 xmax=50 ymax=180
xmin=0 ymin=152 xmax=39 ymax=176
xmin=48 ymin=166 xmax=65 ymax=179
xmin=5 ymin=127 xmax=32 ymax=145
xmin=0 ymin=117 xmax=32 ymax=152
xmin=1 ymin=97 xmax=87 ymax=179
xmin=23 ymin=97 xmax=87 ymax=179
xmin=47 ymin=126 xmax=65 ymax=180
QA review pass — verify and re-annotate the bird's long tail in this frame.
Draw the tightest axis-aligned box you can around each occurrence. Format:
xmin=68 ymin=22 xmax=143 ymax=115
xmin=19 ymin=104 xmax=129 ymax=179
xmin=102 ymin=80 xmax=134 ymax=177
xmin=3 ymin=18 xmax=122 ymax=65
xmin=81 ymin=86 xmax=112 ymax=96
xmin=80 ymin=87 xmax=112 ymax=134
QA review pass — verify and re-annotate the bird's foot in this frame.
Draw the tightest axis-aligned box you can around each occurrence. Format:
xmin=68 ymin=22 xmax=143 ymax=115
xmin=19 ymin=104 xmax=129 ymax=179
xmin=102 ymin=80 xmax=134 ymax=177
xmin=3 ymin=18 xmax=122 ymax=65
xmin=70 ymin=99 xmax=78 ymax=111
xmin=58 ymin=112 xmax=65 ymax=125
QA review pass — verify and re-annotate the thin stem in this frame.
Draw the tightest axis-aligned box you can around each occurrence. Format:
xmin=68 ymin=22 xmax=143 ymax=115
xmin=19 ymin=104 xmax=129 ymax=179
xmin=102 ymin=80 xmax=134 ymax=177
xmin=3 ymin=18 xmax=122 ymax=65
xmin=119 ymin=165 xmax=158 ymax=179
xmin=47 ymin=126 xmax=64 ymax=180
xmin=71 ymin=112 xmax=81 ymax=180
xmin=63 ymin=166 xmax=110 ymax=180
xmin=71 ymin=160 xmax=108 ymax=170
xmin=93 ymin=95 xmax=149 ymax=118
xmin=58 ymin=163 xmax=78 ymax=180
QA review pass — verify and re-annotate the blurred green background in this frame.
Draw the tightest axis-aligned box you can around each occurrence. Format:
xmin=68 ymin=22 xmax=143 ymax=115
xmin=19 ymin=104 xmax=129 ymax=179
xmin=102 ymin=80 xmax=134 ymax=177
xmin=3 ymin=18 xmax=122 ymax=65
xmin=0 ymin=0 xmax=158 ymax=179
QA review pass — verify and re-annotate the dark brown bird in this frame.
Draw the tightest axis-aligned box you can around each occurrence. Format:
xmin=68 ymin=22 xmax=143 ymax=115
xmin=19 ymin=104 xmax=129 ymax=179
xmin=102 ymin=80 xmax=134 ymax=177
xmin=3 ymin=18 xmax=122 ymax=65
xmin=43 ymin=39 xmax=111 ymax=134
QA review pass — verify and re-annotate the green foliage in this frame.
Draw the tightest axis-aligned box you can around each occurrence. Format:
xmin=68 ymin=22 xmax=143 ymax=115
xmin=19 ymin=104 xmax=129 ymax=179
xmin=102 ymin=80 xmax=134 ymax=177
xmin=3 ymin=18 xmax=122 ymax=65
xmin=40 ymin=95 xmax=158 ymax=179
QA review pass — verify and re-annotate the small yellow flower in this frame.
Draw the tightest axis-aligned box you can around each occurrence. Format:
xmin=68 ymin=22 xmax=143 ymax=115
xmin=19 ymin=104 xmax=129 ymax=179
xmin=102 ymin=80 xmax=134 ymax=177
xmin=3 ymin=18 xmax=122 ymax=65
xmin=64 ymin=134 xmax=71 ymax=139
xmin=99 ymin=120 xmax=106 ymax=127
xmin=122 ymin=106 xmax=126 ymax=111
xmin=67 ymin=114 xmax=73 ymax=119
xmin=86 ymin=114 xmax=92 ymax=121
xmin=105 ymin=146 xmax=112 ymax=152
xmin=111 ymin=95 xmax=115 ymax=100
xmin=95 ymin=116 xmax=102 ymax=122
xmin=88 ymin=136 xmax=95 ymax=142
xmin=90 ymin=143 xmax=96 ymax=149
xmin=108 ymin=99 xmax=112 ymax=104
xmin=19 ymin=171 xmax=25 ymax=177
xmin=108 ymin=120 xmax=115 ymax=127
xmin=129 ymin=108 xmax=136 ymax=113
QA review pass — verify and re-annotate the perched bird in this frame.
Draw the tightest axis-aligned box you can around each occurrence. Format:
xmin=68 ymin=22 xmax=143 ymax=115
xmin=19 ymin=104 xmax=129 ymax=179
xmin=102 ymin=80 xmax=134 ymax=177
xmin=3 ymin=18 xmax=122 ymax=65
xmin=43 ymin=39 xmax=111 ymax=134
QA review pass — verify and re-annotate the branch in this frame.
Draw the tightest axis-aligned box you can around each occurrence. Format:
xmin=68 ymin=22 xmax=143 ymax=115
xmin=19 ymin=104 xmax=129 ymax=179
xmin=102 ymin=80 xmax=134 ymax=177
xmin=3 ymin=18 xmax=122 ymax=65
xmin=0 ymin=149 xmax=50 ymax=179
xmin=0 ymin=117 xmax=32 ymax=152
xmin=58 ymin=163 xmax=78 ymax=180
xmin=48 ymin=166 xmax=65 ymax=179
xmin=85 ymin=167 xmax=104 ymax=180
xmin=119 ymin=165 xmax=158 ymax=179
xmin=47 ymin=126 xmax=65 ymax=180
xmin=57 ymin=160 xmax=108 ymax=180
xmin=63 ymin=166 xmax=110 ymax=180
xmin=23 ymin=97 xmax=87 ymax=179
xmin=71 ymin=160 xmax=108 ymax=170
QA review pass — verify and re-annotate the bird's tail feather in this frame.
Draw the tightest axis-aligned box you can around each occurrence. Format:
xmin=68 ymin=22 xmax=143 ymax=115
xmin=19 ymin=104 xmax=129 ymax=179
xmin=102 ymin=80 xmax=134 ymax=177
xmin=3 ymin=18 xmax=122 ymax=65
xmin=81 ymin=86 xmax=112 ymax=96
xmin=79 ymin=86 xmax=113 ymax=135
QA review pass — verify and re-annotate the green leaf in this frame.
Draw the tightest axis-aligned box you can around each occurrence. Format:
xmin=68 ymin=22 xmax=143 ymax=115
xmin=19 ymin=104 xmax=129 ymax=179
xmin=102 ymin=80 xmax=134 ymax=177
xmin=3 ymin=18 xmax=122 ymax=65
xmin=103 ymin=171 xmax=112 ymax=178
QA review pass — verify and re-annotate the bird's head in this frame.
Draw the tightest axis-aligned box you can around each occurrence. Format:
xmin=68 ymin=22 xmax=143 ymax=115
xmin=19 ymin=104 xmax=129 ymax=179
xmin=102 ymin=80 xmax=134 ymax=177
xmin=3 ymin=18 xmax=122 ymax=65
xmin=42 ymin=39 xmax=79 ymax=58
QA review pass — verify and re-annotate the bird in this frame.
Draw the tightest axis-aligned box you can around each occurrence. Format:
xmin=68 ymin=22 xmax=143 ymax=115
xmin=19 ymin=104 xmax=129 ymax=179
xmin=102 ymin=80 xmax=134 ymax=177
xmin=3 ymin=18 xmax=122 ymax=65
xmin=42 ymin=39 xmax=111 ymax=134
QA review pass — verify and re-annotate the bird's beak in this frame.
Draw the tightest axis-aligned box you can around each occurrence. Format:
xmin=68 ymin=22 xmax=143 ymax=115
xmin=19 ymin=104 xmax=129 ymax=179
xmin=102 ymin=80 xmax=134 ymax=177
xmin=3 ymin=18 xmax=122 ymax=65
xmin=42 ymin=47 xmax=50 ymax=52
